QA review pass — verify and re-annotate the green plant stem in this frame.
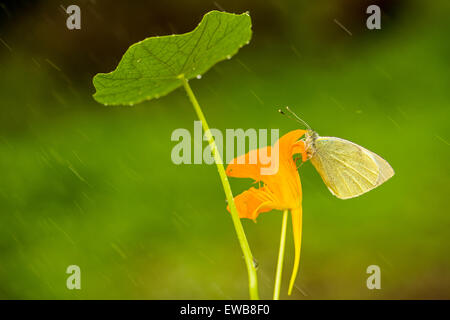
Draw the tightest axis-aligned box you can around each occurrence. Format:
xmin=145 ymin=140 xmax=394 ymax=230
xmin=273 ymin=209 xmax=289 ymax=300
xmin=180 ymin=75 xmax=259 ymax=300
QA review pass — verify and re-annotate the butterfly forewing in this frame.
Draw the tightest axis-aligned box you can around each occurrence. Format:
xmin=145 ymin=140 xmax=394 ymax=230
xmin=310 ymin=136 xmax=394 ymax=199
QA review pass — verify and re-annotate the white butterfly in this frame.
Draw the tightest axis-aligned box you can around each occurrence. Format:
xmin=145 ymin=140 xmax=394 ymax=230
xmin=280 ymin=107 xmax=394 ymax=199
xmin=304 ymin=130 xmax=394 ymax=199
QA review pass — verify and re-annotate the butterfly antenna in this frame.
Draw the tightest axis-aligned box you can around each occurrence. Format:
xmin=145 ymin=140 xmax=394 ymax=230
xmin=278 ymin=108 xmax=301 ymax=125
xmin=278 ymin=108 xmax=297 ymax=123
xmin=286 ymin=106 xmax=312 ymax=130
xmin=278 ymin=106 xmax=312 ymax=130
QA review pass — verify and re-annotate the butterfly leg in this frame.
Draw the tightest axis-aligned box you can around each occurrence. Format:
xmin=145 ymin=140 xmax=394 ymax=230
xmin=301 ymin=151 xmax=308 ymax=162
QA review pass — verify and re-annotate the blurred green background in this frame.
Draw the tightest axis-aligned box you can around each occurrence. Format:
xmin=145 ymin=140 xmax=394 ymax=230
xmin=0 ymin=0 xmax=449 ymax=299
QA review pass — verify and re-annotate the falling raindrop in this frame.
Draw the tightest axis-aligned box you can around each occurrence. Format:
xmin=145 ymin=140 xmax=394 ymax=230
xmin=196 ymin=74 xmax=202 ymax=79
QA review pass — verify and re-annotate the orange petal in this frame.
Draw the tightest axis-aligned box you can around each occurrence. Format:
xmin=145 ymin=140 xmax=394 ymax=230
xmin=227 ymin=186 xmax=276 ymax=221
xmin=226 ymin=146 xmax=270 ymax=182
xmin=292 ymin=140 xmax=306 ymax=158
xmin=226 ymin=130 xmax=307 ymax=181
xmin=277 ymin=129 xmax=307 ymax=156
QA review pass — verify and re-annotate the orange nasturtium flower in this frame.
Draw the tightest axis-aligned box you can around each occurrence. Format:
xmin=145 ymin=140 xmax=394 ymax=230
xmin=226 ymin=129 xmax=308 ymax=295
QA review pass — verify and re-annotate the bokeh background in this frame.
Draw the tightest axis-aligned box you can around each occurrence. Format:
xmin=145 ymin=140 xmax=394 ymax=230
xmin=0 ymin=0 xmax=449 ymax=299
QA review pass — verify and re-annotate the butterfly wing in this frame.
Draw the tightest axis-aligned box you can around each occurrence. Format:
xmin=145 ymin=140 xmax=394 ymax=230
xmin=310 ymin=136 xmax=394 ymax=199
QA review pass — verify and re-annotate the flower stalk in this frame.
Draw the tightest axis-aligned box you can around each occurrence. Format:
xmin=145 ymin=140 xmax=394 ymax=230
xmin=180 ymin=75 xmax=259 ymax=300
xmin=273 ymin=209 xmax=289 ymax=300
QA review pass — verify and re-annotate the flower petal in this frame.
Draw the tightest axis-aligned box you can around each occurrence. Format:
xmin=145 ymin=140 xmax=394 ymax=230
xmin=226 ymin=130 xmax=307 ymax=182
xmin=225 ymin=146 xmax=269 ymax=182
xmin=228 ymin=186 xmax=277 ymax=221
xmin=277 ymin=129 xmax=307 ymax=157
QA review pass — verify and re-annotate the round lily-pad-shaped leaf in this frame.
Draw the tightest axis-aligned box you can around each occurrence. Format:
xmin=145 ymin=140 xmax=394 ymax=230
xmin=93 ymin=10 xmax=252 ymax=106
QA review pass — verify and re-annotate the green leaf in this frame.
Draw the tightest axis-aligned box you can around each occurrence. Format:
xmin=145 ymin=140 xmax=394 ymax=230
xmin=93 ymin=10 xmax=252 ymax=106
